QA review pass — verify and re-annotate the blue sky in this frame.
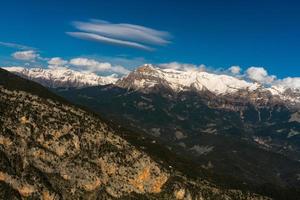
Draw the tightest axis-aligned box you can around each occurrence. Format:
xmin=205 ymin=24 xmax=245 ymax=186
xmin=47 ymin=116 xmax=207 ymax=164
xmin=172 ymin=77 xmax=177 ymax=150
xmin=0 ymin=0 xmax=300 ymax=78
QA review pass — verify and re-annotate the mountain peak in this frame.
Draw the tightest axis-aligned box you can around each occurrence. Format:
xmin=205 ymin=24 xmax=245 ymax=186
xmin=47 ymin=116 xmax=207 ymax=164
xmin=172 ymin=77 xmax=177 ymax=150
xmin=135 ymin=64 xmax=157 ymax=73
xmin=118 ymin=64 xmax=259 ymax=94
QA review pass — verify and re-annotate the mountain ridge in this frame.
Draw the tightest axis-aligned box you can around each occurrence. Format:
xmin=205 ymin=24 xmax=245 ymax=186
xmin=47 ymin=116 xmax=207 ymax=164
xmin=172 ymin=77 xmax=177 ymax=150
xmin=116 ymin=64 xmax=300 ymax=107
xmin=4 ymin=64 xmax=300 ymax=107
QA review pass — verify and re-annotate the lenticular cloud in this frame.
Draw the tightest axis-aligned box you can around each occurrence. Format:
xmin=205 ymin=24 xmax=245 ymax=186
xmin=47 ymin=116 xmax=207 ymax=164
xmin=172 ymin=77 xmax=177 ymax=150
xmin=67 ymin=19 xmax=171 ymax=51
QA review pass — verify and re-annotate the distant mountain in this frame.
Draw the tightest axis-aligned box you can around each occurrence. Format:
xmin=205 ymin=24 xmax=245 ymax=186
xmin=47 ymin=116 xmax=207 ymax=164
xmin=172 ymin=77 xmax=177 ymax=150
xmin=116 ymin=64 xmax=300 ymax=106
xmin=4 ymin=64 xmax=300 ymax=106
xmin=117 ymin=64 xmax=259 ymax=93
xmin=2 ymin=66 xmax=118 ymax=88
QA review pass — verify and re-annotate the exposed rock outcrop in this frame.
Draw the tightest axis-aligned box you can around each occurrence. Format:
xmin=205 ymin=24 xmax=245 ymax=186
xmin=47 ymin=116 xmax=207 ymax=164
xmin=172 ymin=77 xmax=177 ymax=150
xmin=0 ymin=87 xmax=169 ymax=199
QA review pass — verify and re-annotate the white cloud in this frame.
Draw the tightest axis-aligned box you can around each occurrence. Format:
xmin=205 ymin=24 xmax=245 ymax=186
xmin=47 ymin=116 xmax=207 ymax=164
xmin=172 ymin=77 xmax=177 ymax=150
xmin=274 ymin=77 xmax=300 ymax=89
xmin=73 ymin=20 xmax=170 ymax=45
xmin=246 ymin=67 xmax=276 ymax=84
xmin=70 ymin=58 xmax=111 ymax=71
xmin=69 ymin=57 xmax=129 ymax=74
xmin=0 ymin=41 xmax=34 ymax=50
xmin=228 ymin=66 xmax=241 ymax=74
xmin=12 ymin=50 xmax=39 ymax=61
xmin=48 ymin=57 xmax=68 ymax=66
xmin=67 ymin=32 xmax=153 ymax=51
xmin=110 ymin=65 xmax=130 ymax=74
xmin=97 ymin=56 xmax=147 ymax=68
xmin=159 ymin=62 xmax=205 ymax=72
xmin=235 ymin=66 xmax=300 ymax=90
xmin=67 ymin=19 xmax=171 ymax=50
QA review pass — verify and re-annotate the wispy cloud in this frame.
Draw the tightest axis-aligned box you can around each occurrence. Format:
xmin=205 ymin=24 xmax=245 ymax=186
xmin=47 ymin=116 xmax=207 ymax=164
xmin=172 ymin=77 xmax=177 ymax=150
xmin=69 ymin=57 xmax=130 ymax=74
xmin=92 ymin=55 xmax=147 ymax=68
xmin=12 ymin=50 xmax=40 ymax=61
xmin=66 ymin=32 xmax=154 ymax=51
xmin=67 ymin=19 xmax=171 ymax=51
xmin=159 ymin=62 xmax=206 ymax=72
xmin=0 ymin=41 xmax=35 ymax=50
xmin=47 ymin=57 xmax=68 ymax=67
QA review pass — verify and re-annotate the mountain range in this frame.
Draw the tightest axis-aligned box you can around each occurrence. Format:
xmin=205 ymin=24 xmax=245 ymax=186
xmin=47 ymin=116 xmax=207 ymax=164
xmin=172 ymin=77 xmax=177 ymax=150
xmin=0 ymin=67 xmax=277 ymax=199
xmin=2 ymin=65 xmax=300 ymax=199
xmin=4 ymin=64 xmax=300 ymax=106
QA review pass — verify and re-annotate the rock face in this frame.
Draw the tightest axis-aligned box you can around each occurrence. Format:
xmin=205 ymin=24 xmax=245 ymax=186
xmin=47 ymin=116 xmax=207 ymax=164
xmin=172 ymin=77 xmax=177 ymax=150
xmin=0 ymin=68 xmax=271 ymax=199
xmin=0 ymin=86 xmax=169 ymax=199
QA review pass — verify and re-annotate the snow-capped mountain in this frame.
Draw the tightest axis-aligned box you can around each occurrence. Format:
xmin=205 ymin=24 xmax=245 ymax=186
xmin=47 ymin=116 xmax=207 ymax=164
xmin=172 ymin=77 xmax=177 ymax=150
xmin=116 ymin=64 xmax=260 ymax=94
xmin=116 ymin=64 xmax=300 ymax=105
xmin=2 ymin=66 xmax=118 ymax=88
xmin=3 ymin=64 xmax=300 ymax=105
